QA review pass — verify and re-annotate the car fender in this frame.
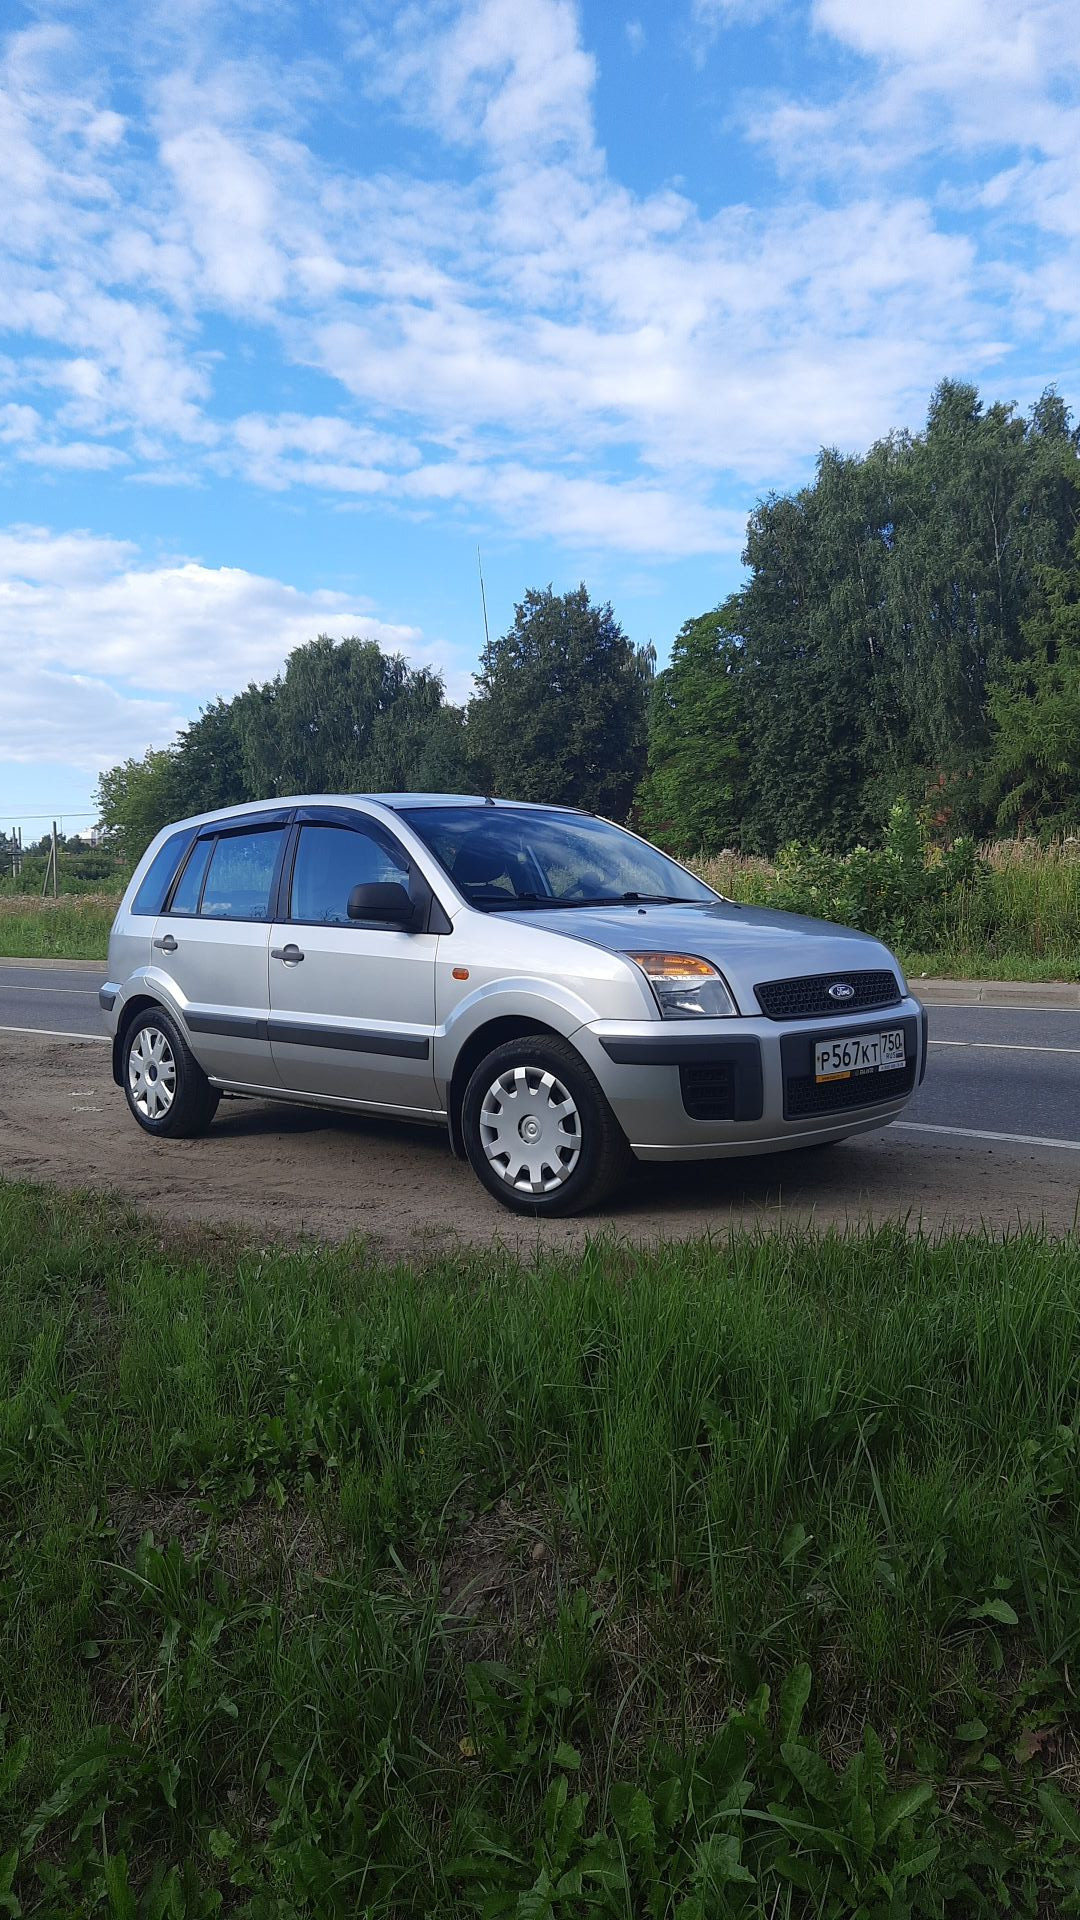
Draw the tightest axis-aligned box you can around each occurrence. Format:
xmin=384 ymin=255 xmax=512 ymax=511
xmin=434 ymin=975 xmax=598 ymax=1084
xmin=108 ymin=967 xmax=197 ymax=1083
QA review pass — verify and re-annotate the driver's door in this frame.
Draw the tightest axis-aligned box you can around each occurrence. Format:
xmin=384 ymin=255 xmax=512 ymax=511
xmin=268 ymin=812 xmax=440 ymax=1112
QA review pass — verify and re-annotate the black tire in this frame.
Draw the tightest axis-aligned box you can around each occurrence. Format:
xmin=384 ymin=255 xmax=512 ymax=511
xmin=122 ymin=1006 xmax=220 ymax=1139
xmin=460 ymin=1033 xmax=632 ymax=1216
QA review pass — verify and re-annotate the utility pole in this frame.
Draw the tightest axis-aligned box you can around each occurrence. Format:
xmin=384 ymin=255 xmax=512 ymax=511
xmin=41 ymin=823 xmax=59 ymax=898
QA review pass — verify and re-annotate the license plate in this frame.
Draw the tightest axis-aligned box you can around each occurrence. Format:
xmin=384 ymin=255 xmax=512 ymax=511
xmin=814 ymin=1028 xmax=906 ymax=1082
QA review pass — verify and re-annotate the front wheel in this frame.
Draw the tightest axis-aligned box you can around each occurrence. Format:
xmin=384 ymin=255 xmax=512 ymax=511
xmin=122 ymin=1007 xmax=220 ymax=1138
xmin=461 ymin=1034 xmax=631 ymax=1216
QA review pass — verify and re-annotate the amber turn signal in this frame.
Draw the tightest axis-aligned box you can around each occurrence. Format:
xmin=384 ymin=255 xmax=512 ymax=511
xmin=625 ymin=952 xmax=716 ymax=978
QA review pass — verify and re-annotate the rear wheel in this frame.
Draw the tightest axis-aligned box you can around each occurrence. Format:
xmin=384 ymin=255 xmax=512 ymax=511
xmin=122 ymin=1007 xmax=219 ymax=1138
xmin=461 ymin=1034 xmax=631 ymax=1216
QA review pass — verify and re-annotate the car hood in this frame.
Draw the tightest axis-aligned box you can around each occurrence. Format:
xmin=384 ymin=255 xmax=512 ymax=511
xmin=500 ymin=899 xmax=903 ymax=1013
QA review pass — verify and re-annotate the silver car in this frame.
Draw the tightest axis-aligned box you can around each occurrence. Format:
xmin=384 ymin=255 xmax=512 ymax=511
xmin=101 ymin=794 xmax=927 ymax=1215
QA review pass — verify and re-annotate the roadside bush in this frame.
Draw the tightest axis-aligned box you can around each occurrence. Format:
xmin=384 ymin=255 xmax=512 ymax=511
xmin=771 ymin=801 xmax=986 ymax=946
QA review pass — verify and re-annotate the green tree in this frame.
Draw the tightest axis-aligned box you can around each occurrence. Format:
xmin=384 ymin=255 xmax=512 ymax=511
xmin=638 ymin=605 xmax=746 ymax=854
xmin=366 ymin=671 xmax=470 ymax=793
xmin=172 ymin=698 xmax=250 ymax=815
xmin=467 ymin=585 xmax=653 ymax=818
xmin=983 ymin=534 xmax=1080 ymax=832
xmin=95 ymin=748 xmax=183 ymax=861
xmin=736 ymin=382 xmax=1080 ymax=851
xmin=95 ymin=635 xmax=471 ymax=864
xmin=233 ymin=635 xmax=469 ymax=798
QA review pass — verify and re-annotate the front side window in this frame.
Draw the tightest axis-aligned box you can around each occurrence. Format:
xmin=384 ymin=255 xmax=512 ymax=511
xmin=400 ymin=807 xmax=716 ymax=911
xmin=289 ymin=823 xmax=411 ymax=926
xmin=199 ymin=828 xmax=285 ymax=921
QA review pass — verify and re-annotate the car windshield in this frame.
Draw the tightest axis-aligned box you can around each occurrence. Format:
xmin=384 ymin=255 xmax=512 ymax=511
xmin=399 ymin=805 xmax=719 ymax=911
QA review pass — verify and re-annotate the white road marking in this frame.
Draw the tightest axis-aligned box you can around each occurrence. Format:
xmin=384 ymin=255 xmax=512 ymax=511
xmin=0 ymin=982 xmax=99 ymax=994
xmin=0 ymin=1023 xmax=108 ymax=1043
xmin=930 ymin=1039 xmax=1080 ymax=1055
xmin=896 ymin=1121 xmax=1080 ymax=1152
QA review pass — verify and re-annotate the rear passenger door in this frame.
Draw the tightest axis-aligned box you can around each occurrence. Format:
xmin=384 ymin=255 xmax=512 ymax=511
xmin=268 ymin=811 xmax=440 ymax=1112
xmin=152 ymin=817 xmax=290 ymax=1087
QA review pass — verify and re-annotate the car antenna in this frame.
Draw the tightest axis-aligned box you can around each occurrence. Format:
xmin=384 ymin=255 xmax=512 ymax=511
xmin=477 ymin=545 xmax=490 ymax=652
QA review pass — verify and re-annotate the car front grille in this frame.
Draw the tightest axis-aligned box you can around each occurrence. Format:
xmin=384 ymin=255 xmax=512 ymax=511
xmin=680 ymin=1062 xmax=735 ymax=1121
xmin=755 ymin=969 xmax=901 ymax=1021
xmin=784 ymin=1059 xmax=917 ymax=1118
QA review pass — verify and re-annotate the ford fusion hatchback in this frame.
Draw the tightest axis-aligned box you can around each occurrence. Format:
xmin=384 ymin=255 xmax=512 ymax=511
xmin=101 ymin=795 xmax=927 ymax=1216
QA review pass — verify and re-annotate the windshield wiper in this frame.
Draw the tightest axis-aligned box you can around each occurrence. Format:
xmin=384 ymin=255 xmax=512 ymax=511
xmin=482 ymin=892 xmax=705 ymax=911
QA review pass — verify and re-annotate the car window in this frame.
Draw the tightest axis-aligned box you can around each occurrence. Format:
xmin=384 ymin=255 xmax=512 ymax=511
xmin=131 ymin=830 xmax=192 ymax=916
xmin=289 ymin=823 xmax=411 ymax=926
xmin=167 ymin=837 xmax=213 ymax=916
xmin=401 ymin=807 xmax=717 ymax=910
xmin=199 ymin=828 xmax=285 ymax=922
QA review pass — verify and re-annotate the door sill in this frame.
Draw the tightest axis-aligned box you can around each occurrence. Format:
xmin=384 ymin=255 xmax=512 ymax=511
xmin=208 ymin=1078 xmax=448 ymax=1126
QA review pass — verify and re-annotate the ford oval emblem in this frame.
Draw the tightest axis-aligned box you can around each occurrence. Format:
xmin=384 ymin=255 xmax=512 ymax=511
xmin=828 ymin=981 xmax=856 ymax=1001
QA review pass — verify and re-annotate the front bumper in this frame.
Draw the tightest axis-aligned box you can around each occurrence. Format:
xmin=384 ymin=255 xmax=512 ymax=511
xmin=575 ymin=998 xmax=927 ymax=1159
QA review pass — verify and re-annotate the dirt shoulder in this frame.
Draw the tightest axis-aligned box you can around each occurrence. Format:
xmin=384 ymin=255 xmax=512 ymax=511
xmin=2 ymin=1031 xmax=1078 ymax=1256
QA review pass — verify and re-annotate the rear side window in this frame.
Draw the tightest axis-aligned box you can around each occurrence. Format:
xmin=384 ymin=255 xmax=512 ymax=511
xmin=130 ymin=830 xmax=193 ymax=917
xmin=199 ymin=828 xmax=285 ymax=922
xmin=168 ymin=837 xmax=214 ymax=916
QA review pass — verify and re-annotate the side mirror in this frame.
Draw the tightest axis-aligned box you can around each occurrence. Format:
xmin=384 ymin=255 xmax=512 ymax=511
xmin=347 ymin=880 xmax=419 ymax=928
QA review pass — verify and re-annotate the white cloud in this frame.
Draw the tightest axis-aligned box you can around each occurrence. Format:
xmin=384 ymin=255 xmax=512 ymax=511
xmin=0 ymin=0 xmax=1078 ymax=571
xmin=750 ymin=0 xmax=1080 ymax=217
xmin=0 ymin=524 xmax=465 ymax=771
xmin=160 ymin=124 xmax=287 ymax=309
xmin=361 ymin=0 xmax=598 ymax=159
xmin=2 ymin=664 xmax=189 ymax=774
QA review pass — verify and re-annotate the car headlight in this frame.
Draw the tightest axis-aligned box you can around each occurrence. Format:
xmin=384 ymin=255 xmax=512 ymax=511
xmin=627 ymin=952 xmax=738 ymax=1019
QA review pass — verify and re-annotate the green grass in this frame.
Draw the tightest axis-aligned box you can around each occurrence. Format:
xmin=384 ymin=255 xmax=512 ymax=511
xmin=2 ymin=1181 xmax=1079 ymax=1913
xmin=0 ymin=893 xmax=120 ymax=960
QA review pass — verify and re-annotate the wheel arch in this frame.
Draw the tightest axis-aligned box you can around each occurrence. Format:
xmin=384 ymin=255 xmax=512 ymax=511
xmin=111 ymin=992 xmax=169 ymax=1086
xmin=445 ymin=1016 xmax=577 ymax=1159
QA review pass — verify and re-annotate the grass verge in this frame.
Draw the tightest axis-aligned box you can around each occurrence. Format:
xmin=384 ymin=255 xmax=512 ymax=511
xmin=2 ymin=1180 xmax=1079 ymax=1914
xmin=0 ymin=894 xmax=119 ymax=961
xmin=698 ymin=840 xmax=1080 ymax=983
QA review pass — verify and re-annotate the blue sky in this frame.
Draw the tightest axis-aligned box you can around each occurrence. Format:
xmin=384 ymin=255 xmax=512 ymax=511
xmin=2 ymin=0 xmax=1078 ymax=833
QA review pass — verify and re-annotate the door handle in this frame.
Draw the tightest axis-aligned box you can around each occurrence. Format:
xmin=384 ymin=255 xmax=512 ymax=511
xmin=153 ymin=934 xmax=178 ymax=952
xmin=271 ymin=943 xmax=305 ymax=964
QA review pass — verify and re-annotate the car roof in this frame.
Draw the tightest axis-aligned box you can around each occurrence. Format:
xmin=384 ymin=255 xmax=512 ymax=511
xmin=365 ymin=794 xmax=586 ymax=813
xmin=159 ymin=793 xmax=590 ymax=834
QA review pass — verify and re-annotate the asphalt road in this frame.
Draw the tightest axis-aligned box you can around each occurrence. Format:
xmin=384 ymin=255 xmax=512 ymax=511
xmin=0 ymin=960 xmax=110 ymax=1044
xmin=1 ymin=957 xmax=1078 ymax=1249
